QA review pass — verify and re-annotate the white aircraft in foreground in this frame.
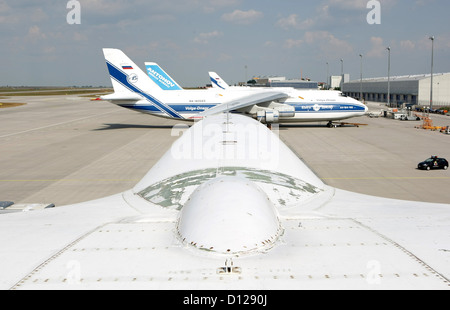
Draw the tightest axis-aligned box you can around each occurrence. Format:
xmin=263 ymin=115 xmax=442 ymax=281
xmin=0 ymin=112 xmax=449 ymax=290
xmin=100 ymin=48 xmax=367 ymax=124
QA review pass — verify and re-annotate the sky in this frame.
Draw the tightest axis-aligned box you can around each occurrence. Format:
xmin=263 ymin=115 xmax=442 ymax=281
xmin=1 ymin=0 xmax=450 ymax=87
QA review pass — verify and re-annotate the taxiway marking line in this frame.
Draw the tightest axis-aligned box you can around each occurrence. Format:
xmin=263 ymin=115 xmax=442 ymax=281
xmin=0 ymin=110 xmax=118 ymax=139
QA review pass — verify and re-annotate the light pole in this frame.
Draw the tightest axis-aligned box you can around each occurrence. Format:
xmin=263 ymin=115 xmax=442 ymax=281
xmin=326 ymin=62 xmax=329 ymax=90
xmin=429 ymin=36 xmax=435 ymax=111
xmin=340 ymin=59 xmax=344 ymax=90
xmin=386 ymin=47 xmax=391 ymax=107
xmin=359 ymin=54 xmax=363 ymax=101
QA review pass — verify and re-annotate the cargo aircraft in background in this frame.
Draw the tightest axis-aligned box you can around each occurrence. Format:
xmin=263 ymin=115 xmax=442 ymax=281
xmin=100 ymin=48 xmax=367 ymax=125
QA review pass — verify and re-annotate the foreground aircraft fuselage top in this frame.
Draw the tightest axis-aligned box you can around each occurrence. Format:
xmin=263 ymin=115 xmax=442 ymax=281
xmin=0 ymin=112 xmax=449 ymax=290
xmin=100 ymin=48 xmax=368 ymax=124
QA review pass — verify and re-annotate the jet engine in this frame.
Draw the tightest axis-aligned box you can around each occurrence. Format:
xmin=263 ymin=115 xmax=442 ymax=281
xmin=254 ymin=102 xmax=295 ymax=123
xmin=257 ymin=109 xmax=279 ymax=123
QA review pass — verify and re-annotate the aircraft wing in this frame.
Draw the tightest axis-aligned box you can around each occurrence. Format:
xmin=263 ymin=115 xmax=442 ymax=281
xmin=1 ymin=114 xmax=449 ymax=290
xmin=198 ymin=90 xmax=289 ymax=117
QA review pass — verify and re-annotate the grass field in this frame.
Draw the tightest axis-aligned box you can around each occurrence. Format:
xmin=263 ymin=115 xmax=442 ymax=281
xmin=0 ymin=87 xmax=113 ymax=108
xmin=0 ymin=87 xmax=113 ymax=96
xmin=0 ymin=102 xmax=26 ymax=108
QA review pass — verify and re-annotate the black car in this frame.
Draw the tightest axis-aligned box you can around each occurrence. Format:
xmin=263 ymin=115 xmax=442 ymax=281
xmin=418 ymin=156 xmax=449 ymax=171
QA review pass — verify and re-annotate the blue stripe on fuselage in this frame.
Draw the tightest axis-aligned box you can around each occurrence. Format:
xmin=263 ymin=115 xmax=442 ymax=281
xmin=118 ymin=104 xmax=216 ymax=113
xmin=292 ymin=103 xmax=365 ymax=113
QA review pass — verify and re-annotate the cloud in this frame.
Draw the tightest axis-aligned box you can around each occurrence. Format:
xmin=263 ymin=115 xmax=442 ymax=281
xmin=82 ymin=0 xmax=128 ymax=15
xmin=323 ymin=0 xmax=369 ymax=10
xmin=194 ymin=31 xmax=223 ymax=44
xmin=26 ymin=25 xmax=47 ymax=42
xmin=0 ymin=1 xmax=9 ymax=13
xmin=414 ymin=34 xmax=450 ymax=51
xmin=0 ymin=0 xmax=11 ymax=22
xmin=217 ymin=53 xmax=232 ymax=62
xmin=148 ymin=0 xmax=239 ymax=14
xmin=322 ymin=0 xmax=399 ymax=14
xmin=277 ymin=14 xmax=299 ymax=29
xmin=284 ymin=39 xmax=303 ymax=49
xmin=366 ymin=36 xmax=386 ymax=58
xmin=304 ymin=31 xmax=354 ymax=56
xmin=0 ymin=2 xmax=48 ymax=26
xmin=276 ymin=14 xmax=315 ymax=30
xmin=81 ymin=0 xmax=238 ymax=26
xmin=300 ymin=0 xmax=400 ymax=29
xmin=276 ymin=0 xmax=390 ymax=32
xmin=282 ymin=31 xmax=354 ymax=62
xmin=221 ymin=9 xmax=263 ymax=25
xmin=399 ymin=40 xmax=415 ymax=51
xmin=201 ymin=0 xmax=240 ymax=13
xmin=323 ymin=0 xmax=397 ymax=10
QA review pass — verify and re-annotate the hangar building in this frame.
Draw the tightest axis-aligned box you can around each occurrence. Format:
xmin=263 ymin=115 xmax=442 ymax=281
xmin=342 ymin=73 xmax=450 ymax=107
xmin=249 ymin=76 xmax=318 ymax=89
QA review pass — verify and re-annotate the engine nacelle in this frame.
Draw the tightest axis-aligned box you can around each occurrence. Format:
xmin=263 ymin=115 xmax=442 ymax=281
xmin=253 ymin=103 xmax=295 ymax=123
xmin=257 ymin=109 xmax=280 ymax=123
xmin=269 ymin=102 xmax=295 ymax=118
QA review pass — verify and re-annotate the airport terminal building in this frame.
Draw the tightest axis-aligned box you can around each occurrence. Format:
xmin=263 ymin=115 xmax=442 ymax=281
xmin=342 ymin=73 xmax=450 ymax=107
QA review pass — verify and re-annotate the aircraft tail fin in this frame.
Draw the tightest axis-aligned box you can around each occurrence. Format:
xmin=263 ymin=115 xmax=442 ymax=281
xmin=145 ymin=62 xmax=183 ymax=90
xmin=209 ymin=72 xmax=230 ymax=90
xmin=102 ymin=48 xmax=163 ymax=97
xmin=102 ymin=48 xmax=183 ymax=119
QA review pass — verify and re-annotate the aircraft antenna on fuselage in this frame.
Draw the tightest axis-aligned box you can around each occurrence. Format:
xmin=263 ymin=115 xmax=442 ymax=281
xmin=226 ymin=102 xmax=230 ymax=133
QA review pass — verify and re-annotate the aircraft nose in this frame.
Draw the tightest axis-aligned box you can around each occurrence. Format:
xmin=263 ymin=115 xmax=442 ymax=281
xmin=350 ymin=98 xmax=368 ymax=113
xmin=354 ymin=98 xmax=368 ymax=113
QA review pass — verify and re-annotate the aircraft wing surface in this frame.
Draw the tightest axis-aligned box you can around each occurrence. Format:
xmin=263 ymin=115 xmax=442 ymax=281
xmin=198 ymin=91 xmax=289 ymax=117
xmin=0 ymin=114 xmax=449 ymax=290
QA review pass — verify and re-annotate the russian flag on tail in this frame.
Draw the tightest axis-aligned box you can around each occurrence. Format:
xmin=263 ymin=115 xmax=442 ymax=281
xmin=122 ymin=65 xmax=133 ymax=70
